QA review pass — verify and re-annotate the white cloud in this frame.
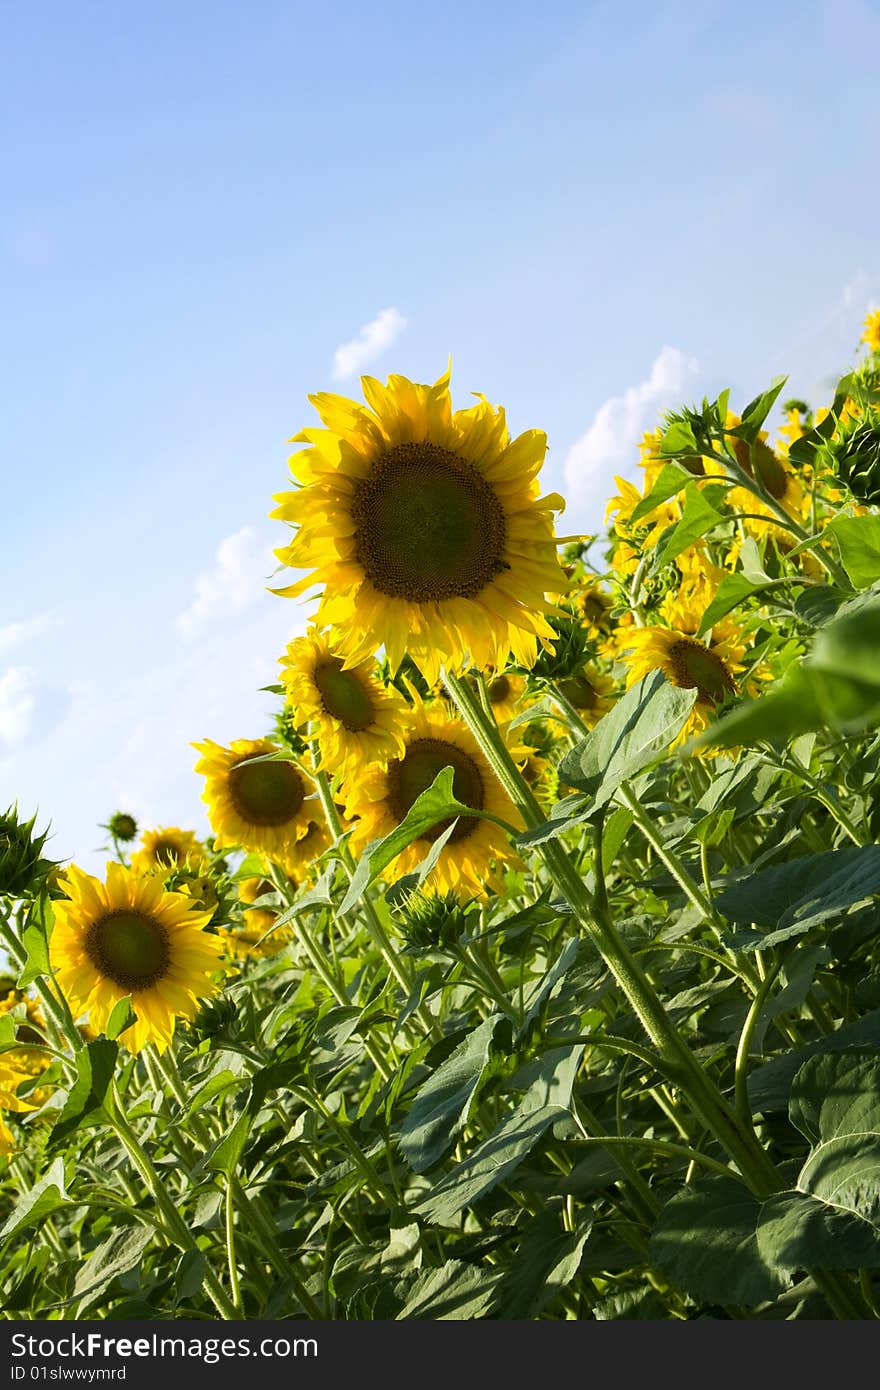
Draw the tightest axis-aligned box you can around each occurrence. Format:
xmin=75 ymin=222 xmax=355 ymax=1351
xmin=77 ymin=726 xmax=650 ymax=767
xmin=0 ymin=597 xmax=309 ymax=871
xmin=0 ymin=667 xmax=36 ymax=746
xmin=177 ymin=527 xmax=274 ymax=638
xmin=331 ymin=307 xmax=407 ymax=381
xmin=563 ymin=346 xmax=699 ymax=525
xmin=0 ymin=611 xmax=56 ymax=657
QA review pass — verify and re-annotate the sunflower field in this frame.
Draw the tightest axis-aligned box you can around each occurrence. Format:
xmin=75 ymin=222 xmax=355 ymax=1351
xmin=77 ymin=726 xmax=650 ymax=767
xmin=3 ymin=311 xmax=880 ymax=1324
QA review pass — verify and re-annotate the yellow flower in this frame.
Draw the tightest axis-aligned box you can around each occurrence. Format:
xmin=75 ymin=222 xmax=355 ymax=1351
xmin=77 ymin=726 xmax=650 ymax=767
xmin=49 ymin=863 xmax=224 ymax=1053
xmin=280 ymin=629 xmax=408 ymax=774
xmin=618 ymin=590 xmax=746 ymax=737
xmin=575 ymin=581 xmax=615 ymax=639
xmin=271 ymin=367 xmax=567 ymax=680
xmin=130 ymin=827 xmax=207 ymax=875
xmin=341 ymin=698 xmax=522 ymax=896
xmin=861 ymin=308 xmax=880 ymax=353
xmin=193 ymin=738 xmax=317 ymax=876
xmin=605 ymin=476 xmax=680 ymax=543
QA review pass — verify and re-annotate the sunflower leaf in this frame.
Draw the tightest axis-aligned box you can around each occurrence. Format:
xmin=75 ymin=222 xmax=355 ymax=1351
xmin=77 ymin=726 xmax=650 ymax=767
xmin=338 ymin=767 xmax=480 ymax=914
xmin=628 ymin=463 xmax=693 ymax=525
xmin=653 ymin=481 xmax=725 ymax=569
xmin=105 ymin=996 xmax=137 ymax=1041
xmin=557 ymin=670 xmax=697 ymax=810
xmin=49 ymin=1040 xmax=118 ymax=1148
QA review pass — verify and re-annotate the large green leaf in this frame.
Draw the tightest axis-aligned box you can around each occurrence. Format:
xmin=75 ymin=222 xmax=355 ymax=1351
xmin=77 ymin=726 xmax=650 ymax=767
xmin=649 ymin=1177 xmax=787 ymax=1306
xmin=0 ymin=1158 xmax=69 ymax=1240
xmin=50 ymin=1040 xmax=118 ymax=1148
xmin=757 ymin=1182 xmax=880 ymax=1273
xmin=826 ymin=514 xmax=880 ymax=589
xmin=789 ymin=1049 xmax=880 ymax=1146
xmin=729 ymin=376 xmax=788 ymax=444
xmin=399 ymin=1014 xmax=503 ymax=1173
xmin=413 ymin=1045 xmax=584 ymax=1225
xmin=715 ymin=846 xmax=880 ymax=941
xmin=73 ymin=1226 xmax=154 ymax=1311
xmin=748 ymin=1013 xmax=880 ymax=1114
xmin=396 ymin=1260 xmax=503 ymax=1319
xmin=558 ymin=671 xmax=697 ymax=810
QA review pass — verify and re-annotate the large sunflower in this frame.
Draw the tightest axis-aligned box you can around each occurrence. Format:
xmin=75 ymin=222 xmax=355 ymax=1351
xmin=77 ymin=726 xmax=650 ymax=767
xmin=192 ymin=738 xmax=317 ymax=875
xmin=49 ymin=863 xmax=223 ymax=1053
xmin=130 ymin=826 xmax=207 ymax=875
xmin=341 ymin=699 xmax=522 ymax=895
xmin=271 ymin=368 xmax=567 ymax=679
xmin=280 ymin=629 xmax=408 ymax=774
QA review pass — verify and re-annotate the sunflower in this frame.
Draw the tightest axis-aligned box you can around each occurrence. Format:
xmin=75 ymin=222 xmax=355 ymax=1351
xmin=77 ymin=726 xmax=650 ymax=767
xmin=280 ymin=629 xmax=408 ymax=774
xmin=341 ymin=699 xmax=522 ymax=895
xmin=193 ymin=738 xmax=317 ymax=876
xmin=271 ymin=367 xmax=567 ymax=680
xmin=862 ymin=308 xmax=880 ymax=354
xmin=619 ymin=588 xmax=748 ymax=736
xmin=130 ymin=826 xmax=207 ymax=875
xmin=49 ymin=863 xmax=224 ymax=1053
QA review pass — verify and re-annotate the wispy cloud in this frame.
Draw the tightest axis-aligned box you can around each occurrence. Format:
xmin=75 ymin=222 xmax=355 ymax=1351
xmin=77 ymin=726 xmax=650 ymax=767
xmin=331 ymin=307 xmax=407 ymax=381
xmin=0 ymin=612 xmax=56 ymax=657
xmin=0 ymin=667 xmax=36 ymax=747
xmin=563 ymin=346 xmax=699 ymax=525
xmin=176 ymin=527 xmax=274 ymax=638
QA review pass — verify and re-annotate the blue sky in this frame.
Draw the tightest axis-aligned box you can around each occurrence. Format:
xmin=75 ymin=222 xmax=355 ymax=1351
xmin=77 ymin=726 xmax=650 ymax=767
xmin=3 ymin=0 xmax=879 ymax=869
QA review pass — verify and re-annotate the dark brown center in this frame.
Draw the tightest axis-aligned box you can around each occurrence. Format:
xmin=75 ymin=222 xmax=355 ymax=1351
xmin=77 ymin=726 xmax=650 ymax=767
xmin=350 ymin=441 xmax=507 ymax=602
xmin=228 ymin=759 xmax=306 ymax=827
xmin=84 ymin=909 xmax=170 ymax=990
xmin=312 ymin=658 xmax=375 ymax=731
xmin=667 ymin=638 xmax=736 ymax=706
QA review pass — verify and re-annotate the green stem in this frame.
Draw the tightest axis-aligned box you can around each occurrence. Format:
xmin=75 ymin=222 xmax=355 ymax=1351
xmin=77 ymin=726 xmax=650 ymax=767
xmin=224 ymin=1177 xmax=244 ymax=1315
xmin=734 ymin=958 xmax=782 ymax=1140
xmin=107 ymin=1081 xmax=238 ymax=1321
xmin=443 ymin=669 xmax=780 ymax=1196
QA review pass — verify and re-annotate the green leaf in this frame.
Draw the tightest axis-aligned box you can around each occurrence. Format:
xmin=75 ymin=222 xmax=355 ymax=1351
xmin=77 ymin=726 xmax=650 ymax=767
xmin=558 ymin=670 xmax=697 ymax=809
xmin=396 ymin=1260 xmax=503 ymax=1319
xmin=413 ymin=1045 xmax=584 ymax=1225
xmin=105 ymin=996 xmax=137 ymax=1041
xmin=747 ymin=1011 xmax=880 ymax=1114
xmin=788 ymin=375 xmax=853 ymax=466
xmin=757 ymin=1180 xmax=880 ymax=1273
xmin=17 ymin=899 xmax=52 ymax=989
xmin=698 ymin=573 xmax=771 ymax=636
xmin=715 ymin=846 xmax=880 ymax=943
xmin=0 ymin=1158 xmax=69 ymax=1240
xmin=496 ymin=1210 xmax=592 ymax=1318
xmin=50 ymin=1040 xmax=118 ymax=1148
xmin=339 ymin=768 xmax=486 ymax=914
xmin=650 ymin=1177 xmax=788 ymax=1306
xmin=789 ymin=1050 xmax=880 ymax=1147
xmin=654 ymin=481 xmax=724 ymax=569
xmin=794 ymin=585 xmax=848 ymax=627
xmin=729 ymin=376 xmax=787 ymax=444
xmin=810 ymin=599 xmax=880 ymax=691
xmin=826 ymin=514 xmax=880 ymax=589
xmin=0 ymin=1014 xmax=17 ymax=1050
xmin=628 ymin=462 xmax=693 ymax=524
xmin=399 ymin=1014 xmax=503 ymax=1173
xmin=73 ymin=1226 xmax=154 ymax=1310
xmin=514 ymin=794 xmax=590 ymax=848
xmin=658 ymin=419 xmax=699 ymax=458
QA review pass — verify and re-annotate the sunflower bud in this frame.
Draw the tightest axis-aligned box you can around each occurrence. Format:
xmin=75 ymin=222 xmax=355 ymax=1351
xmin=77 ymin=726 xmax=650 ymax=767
xmin=0 ymin=807 xmax=52 ymax=898
xmin=825 ymin=412 xmax=880 ymax=506
xmin=191 ymin=993 xmax=238 ymax=1042
xmin=398 ymin=890 xmax=477 ymax=952
xmin=530 ymin=612 xmax=590 ymax=681
xmin=105 ymin=811 xmax=138 ymax=842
